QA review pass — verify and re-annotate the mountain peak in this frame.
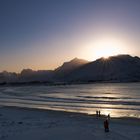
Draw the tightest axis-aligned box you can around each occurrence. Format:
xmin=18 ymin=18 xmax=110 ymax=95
xmin=67 ymin=54 xmax=140 ymax=82
xmin=72 ymin=57 xmax=79 ymax=61
xmin=69 ymin=57 xmax=89 ymax=63
xmin=54 ymin=58 xmax=89 ymax=76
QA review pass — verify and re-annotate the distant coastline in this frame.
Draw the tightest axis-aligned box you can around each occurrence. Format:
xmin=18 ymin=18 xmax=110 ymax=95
xmin=0 ymin=80 xmax=140 ymax=87
xmin=0 ymin=55 xmax=140 ymax=84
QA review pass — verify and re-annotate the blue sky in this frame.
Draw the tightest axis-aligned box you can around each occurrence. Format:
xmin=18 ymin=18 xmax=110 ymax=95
xmin=1 ymin=0 xmax=140 ymax=72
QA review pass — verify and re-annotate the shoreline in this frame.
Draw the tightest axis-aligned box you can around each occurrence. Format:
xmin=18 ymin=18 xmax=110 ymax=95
xmin=0 ymin=81 xmax=140 ymax=88
xmin=0 ymin=105 xmax=140 ymax=121
xmin=0 ymin=106 xmax=140 ymax=140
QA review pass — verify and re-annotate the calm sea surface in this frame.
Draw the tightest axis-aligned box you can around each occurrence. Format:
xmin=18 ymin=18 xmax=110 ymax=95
xmin=0 ymin=83 xmax=140 ymax=118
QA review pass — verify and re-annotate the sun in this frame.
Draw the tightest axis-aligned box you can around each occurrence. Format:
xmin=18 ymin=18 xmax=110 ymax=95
xmin=90 ymin=38 xmax=123 ymax=59
xmin=92 ymin=45 xmax=121 ymax=59
xmin=80 ymin=37 xmax=129 ymax=61
xmin=97 ymin=46 xmax=119 ymax=59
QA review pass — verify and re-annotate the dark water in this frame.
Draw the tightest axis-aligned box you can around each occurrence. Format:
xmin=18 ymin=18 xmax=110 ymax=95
xmin=0 ymin=83 xmax=140 ymax=118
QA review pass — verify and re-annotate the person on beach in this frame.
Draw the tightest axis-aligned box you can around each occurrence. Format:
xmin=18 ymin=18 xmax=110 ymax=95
xmin=104 ymin=119 xmax=109 ymax=132
xmin=96 ymin=110 xmax=98 ymax=117
xmin=96 ymin=110 xmax=101 ymax=117
xmin=99 ymin=110 xmax=101 ymax=117
xmin=107 ymin=114 xmax=110 ymax=120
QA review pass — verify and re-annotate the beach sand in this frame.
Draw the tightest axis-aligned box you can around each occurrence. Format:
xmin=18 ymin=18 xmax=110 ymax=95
xmin=0 ymin=106 xmax=140 ymax=140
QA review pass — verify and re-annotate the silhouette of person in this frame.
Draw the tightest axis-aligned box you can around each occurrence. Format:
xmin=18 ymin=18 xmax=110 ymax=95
xmin=99 ymin=110 xmax=101 ymax=117
xmin=104 ymin=119 xmax=109 ymax=132
xmin=107 ymin=114 xmax=110 ymax=120
xmin=96 ymin=110 xmax=98 ymax=117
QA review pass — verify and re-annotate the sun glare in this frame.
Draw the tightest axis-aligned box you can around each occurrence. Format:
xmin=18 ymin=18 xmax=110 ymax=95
xmin=88 ymin=38 xmax=126 ymax=60
xmin=97 ymin=45 xmax=119 ymax=59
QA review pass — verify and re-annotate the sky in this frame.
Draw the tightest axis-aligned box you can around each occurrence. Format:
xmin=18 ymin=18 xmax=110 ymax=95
xmin=0 ymin=0 xmax=140 ymax=72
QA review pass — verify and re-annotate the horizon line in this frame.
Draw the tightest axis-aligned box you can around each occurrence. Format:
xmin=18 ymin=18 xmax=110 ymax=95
xmin=0 ymin=53 xmax=139 ymax=73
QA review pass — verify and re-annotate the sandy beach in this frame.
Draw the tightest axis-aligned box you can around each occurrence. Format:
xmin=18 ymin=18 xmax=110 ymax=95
xmin=0 ymin=106 xmax=140 ymax=140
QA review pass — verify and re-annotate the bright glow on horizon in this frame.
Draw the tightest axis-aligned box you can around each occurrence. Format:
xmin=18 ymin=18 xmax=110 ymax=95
xmin=80 ymin=37 xmax=132 ymax=61
xmin=94 ymin=45 xmax=121 ymax=59
xmin=92 ymin=38 xmax=124 ymax=59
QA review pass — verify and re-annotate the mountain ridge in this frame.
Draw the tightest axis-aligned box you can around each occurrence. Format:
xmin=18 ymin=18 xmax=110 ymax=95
xmin=66 ymin=55 xmax=140 ymax=82
xmin=0 ymin=54 xmax=140 ymax=84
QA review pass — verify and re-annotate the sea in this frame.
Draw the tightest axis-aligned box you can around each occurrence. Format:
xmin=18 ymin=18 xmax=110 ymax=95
xmin=0 ymin=83 xmax=140 ymax=118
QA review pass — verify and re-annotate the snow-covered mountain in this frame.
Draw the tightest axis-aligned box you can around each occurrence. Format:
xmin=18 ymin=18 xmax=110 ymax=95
xmin=66 ymin=55 xmax=140 ymax=82
xmin=0 ymin=55 xmax=140 ymax=84
xmin=54 ymin=58 xmax=89 ymax=79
